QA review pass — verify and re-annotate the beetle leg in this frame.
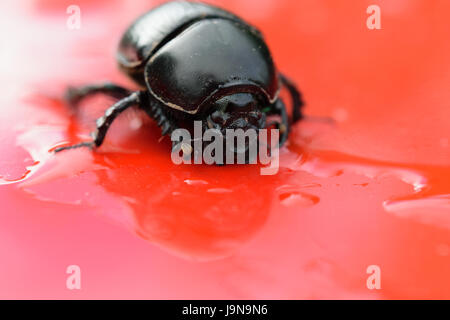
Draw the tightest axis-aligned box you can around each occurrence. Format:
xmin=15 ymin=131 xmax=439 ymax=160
xmin=279 ymin=73 xmax=304 ymax=123
xmin=64 ymin=82 xmax=131 ymax=107
xmin=55 ymin=91 xmax=142 ymax=152
xmin=137 ymin=93 xmax=190 ymax=155
xmin=141 ymin=93 xmax=179 ymax=138
xmin=265 ymin=99 xmax=290 ymax=147
xmin=274 ymin=99 xmax=290 ymax=146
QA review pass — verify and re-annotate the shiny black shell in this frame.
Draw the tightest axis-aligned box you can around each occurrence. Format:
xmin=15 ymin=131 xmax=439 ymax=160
xmin=117 ymin=1 xmax=280 ymax=114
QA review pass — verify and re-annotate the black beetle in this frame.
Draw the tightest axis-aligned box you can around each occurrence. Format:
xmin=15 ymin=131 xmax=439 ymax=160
xmin=55 ymin=0 xmax=303 ymax=156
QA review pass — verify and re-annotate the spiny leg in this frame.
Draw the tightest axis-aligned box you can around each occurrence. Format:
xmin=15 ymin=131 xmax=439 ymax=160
xmin=55 ymin=91 xmax=142 ymax=152
xmin=273 ymin=99 xmax=290 ymax=146
xmin=264 ymin=99 xmax=289 ymax=147
xmin=136 ymin=92 xmax=193 ymax=156
xmin=279 ymin=73 xmax=304 ymax=123
xmin=139 ymin=91 xmax=179 ymax=138
xmin=65 ymin=82 xmax=131 ymax=106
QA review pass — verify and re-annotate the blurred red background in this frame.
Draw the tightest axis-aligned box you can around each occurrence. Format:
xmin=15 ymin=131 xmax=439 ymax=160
xmin=0 ymin=0 xmax=449 ymax=299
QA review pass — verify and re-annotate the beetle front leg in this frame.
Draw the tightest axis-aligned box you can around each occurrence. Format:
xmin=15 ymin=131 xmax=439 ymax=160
xmin=137 ymin=93 xmax=192 ymax=156
xmin=279 ymin=73 xmax=304 ymax=123
xmin=141 ymin=93 xmax=180 ymax=138
xmin=55 ymin=91 xmax=142 ymax=152
xmin=148 ymin=106 xmax=198 ymax=158
xmin=265 ymin=99 xmax=290 ymax=147
xmin=65 ymin=82 xmax=131 ymax=107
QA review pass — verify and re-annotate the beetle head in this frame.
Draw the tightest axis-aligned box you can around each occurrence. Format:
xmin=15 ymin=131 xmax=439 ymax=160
xmin=205 ymin=93 xmax=266 ymax=160
xmin=206 ymin=93 xmax=266 ymax=134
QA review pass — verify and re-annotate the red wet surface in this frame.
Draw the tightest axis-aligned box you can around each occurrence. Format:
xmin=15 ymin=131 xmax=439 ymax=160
xmin=0 ymin=0 xmax=449 ymax=299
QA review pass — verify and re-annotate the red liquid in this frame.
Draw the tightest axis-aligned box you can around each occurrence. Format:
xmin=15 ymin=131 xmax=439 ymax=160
xmin=0 ymin=0 xmax=448 ymax=299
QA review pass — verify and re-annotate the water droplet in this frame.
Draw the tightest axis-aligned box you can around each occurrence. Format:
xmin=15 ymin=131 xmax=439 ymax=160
xmin=279 ymin=191 xmax=320 ymax=207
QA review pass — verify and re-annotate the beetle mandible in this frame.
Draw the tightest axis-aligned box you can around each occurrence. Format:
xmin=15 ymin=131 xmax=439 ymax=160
xmin=55 ymin=1 xmax=304 ymax=158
